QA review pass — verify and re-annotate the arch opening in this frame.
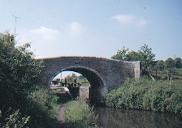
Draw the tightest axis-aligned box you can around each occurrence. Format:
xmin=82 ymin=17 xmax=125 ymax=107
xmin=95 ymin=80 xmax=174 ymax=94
xmin=50 ymin=66 xmax=106 ymax=104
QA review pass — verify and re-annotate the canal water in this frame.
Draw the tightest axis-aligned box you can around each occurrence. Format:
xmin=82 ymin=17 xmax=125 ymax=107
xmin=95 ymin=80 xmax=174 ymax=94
xmin=94 ymin=107 xmax=182 ymax=128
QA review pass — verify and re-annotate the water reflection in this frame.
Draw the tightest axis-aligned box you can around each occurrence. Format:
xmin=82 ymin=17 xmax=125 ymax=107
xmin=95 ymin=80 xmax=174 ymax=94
xmin=94 ymin=107 xmax=182 ymax=128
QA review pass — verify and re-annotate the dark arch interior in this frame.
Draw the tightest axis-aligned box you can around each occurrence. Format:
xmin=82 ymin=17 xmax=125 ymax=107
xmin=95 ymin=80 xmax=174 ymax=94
xmin=52 ymin=66 xmax=105 ymax=104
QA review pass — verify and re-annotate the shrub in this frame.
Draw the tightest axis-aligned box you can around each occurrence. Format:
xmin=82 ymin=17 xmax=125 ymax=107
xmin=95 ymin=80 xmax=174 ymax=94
xmin=0 ymin=33 xmax=53 ymax=128
xmin=0 ymin=109 xmax=29 ymax=128
xmin=4 ymin=110 xmax=30 ymax=128
xmin=106 ymin=79 xmax=182 ymax=114
xmin=25 ymin=86 xmax=60 ymax=128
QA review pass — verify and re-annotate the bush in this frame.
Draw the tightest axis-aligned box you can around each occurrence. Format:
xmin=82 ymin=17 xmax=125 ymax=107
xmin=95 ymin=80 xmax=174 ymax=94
xmin=28 ymin=86 xmax=59 ymax=112
xmin=25 ymin=86 xmax=60 ymax=128
xmin=2 ymin=109 xmax=30 ymax=128
xmin=0 ymin=33 xmax=61 ymax=128
xmin=64 ymin=99 xmax=98 ymax=128
xmin=106 ymin=79 xmax=182 ymax=114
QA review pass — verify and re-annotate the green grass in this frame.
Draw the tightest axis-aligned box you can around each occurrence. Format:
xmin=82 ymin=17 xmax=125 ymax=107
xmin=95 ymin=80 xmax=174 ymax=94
xmin=106 ymin=79 xmax=182 ymax=114
xmin=64 ymin=99 xmax=98 ymax=128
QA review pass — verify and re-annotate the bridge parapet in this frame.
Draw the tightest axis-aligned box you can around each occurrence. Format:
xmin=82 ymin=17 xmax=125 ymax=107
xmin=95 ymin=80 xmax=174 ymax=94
xmin=37 ymin=56 xmax=140 ymax=103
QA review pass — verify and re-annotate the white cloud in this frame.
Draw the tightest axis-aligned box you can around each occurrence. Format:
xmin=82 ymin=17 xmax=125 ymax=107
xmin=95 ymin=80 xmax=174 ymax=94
xmin=69 ymin=22 xmax=82 ymax=36
xmin=112 ymin=15 xmax=135 ymax=24
xmin=30 ymin=26 xmax=59 ymax=41
xmin=18 ymin=26 xmax=61 ymax=57
xmin=112 ymin=14 xmax=147 ymax=27
xmin=18 ymin=23 xmax=85 ymax=58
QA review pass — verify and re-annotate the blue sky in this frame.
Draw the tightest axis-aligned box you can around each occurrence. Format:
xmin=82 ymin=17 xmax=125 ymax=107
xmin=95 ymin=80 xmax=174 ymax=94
xmin=0 ymin=0 xmax=182 ymax=59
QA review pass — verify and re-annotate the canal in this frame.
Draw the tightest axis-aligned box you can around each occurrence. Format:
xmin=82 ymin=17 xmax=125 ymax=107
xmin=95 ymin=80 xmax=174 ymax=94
xmin=94 ymin=107 xmax=182 ymax=128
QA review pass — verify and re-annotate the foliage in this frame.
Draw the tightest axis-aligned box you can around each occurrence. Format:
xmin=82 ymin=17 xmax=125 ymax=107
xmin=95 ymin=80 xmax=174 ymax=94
xmin=111 ymin=47 xmax=129 ymax=60
xmin=28 ymin=86 xmax=59 ymax=111
xmin=0 ymin=33 xmax=43 ymax=112
xmin=26 ymin=86 xmax=60 ymax=128
xmin=155 ymin=60 xmax=165 ymax=71
xmin=165 ymin=58 xmax=176 ymax=80
xmin=175 ymin=57 xmax=182 ymax=68
xmin=112 ymin=44 xmax=182 ymax=80
xmin=165 ymin=58 xmax=175 ymax=69
xmin=0 ymin=33 xmax=60 ymax=128
xmin=64 ymin=99 xmax=98 ymax=128
xmin=2 ymin=109 xmax=30 ymax=128
xmin=111 ymin=44 xmax=155 ymax=77
xmin=106 ymin=78 xmax=182 ymax=114
xmin=126 ymin=51 xmax=141 ymax=61
xmin=139 ymin=44 xmax=155 ymax=76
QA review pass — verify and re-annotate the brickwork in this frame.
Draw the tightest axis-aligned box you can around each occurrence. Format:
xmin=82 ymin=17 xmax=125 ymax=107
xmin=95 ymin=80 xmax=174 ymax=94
xmin=37 ymin=56 xmax=140 ymax=103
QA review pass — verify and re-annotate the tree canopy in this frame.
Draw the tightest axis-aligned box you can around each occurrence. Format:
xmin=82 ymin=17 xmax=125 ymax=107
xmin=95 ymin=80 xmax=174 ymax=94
xmin=111 ymin=44 xmax=182 ymax=80
xmin=0 ymin=33 xmax=59 ymax=128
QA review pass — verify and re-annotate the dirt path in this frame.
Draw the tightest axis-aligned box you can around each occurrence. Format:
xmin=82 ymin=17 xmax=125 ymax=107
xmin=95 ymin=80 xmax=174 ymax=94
xmin=57 ymin=104 xmax=65 ymax=124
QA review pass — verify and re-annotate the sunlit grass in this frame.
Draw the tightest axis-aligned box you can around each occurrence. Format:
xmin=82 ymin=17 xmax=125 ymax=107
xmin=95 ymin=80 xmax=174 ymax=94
xmin=64 ymin=99 xmax=98 ymax=128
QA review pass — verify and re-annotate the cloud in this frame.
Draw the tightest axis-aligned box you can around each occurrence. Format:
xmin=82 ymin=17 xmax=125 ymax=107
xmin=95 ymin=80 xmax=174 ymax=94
xmin=18 ymin=23 xmax=85 ymax=58
xmin=69 ymin=22 xmax=82 ymax=36
xmin=18 ymin=26 xmax=61 ymax=57
xmin=112 ymin=14 xmax=147 ymax=27
xmin=30 ymin=26 xmax=59 ymax=41
xmin=112 ymin=15 xmax=135 ymax=24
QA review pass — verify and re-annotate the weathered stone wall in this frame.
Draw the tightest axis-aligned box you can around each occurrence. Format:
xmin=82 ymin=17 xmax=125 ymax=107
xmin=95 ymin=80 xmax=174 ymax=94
xmin=37 ymin=56 xmax=140 ymax=103
xmin=79 ymin=86 xmax=90 ymax=101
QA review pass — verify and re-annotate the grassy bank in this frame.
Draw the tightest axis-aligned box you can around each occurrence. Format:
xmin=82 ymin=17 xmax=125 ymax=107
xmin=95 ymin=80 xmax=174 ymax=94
xmin=26 ymin=86 xmax=60 ymax=128
xmin=106 ymin=79 xmax=182 ymax=114
xmin=64 ymin=99 xmax=98 ymax=128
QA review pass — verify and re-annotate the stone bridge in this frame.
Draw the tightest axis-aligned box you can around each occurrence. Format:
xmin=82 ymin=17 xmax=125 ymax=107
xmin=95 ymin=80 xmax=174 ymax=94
xmin=37 ymin=56 xmax=140 ymax=103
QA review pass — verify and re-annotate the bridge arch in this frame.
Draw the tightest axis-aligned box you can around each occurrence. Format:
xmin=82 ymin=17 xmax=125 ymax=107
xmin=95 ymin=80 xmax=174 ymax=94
xmin=49 ymin=66 xmax=107 ymax=103
xmin=50 ymin=66 xmax=106 ymax=87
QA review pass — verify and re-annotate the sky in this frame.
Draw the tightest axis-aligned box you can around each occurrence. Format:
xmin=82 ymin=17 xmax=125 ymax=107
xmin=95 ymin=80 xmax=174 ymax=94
xmin=0 ymin=0 xmax=182 ymax=60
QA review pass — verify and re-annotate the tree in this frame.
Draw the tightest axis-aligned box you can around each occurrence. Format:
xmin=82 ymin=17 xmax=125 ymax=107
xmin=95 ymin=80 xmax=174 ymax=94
xmin=0 ymin=33 xmax=43 ymax=127
xmin=165 ymin=58 xmax=175 ymax=68
xmin=174 ymin=57 xmax=182 ymax=68
xmin=153 ymin=60 xmax=165 ymax=79
xmin=139 ymin=44 xmax=155 ymax=79
xmin=126 ymin=51 xmax=141 ymax=61
xmin=111 ymin=47 xmax=129 ymax=60
xmin=165 ymin=58 xmax=175 ymax=81
xmin=111 ymin=44 xmax=156 ymax=79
